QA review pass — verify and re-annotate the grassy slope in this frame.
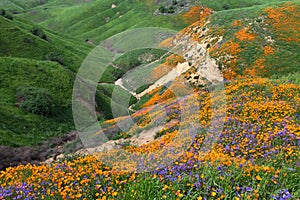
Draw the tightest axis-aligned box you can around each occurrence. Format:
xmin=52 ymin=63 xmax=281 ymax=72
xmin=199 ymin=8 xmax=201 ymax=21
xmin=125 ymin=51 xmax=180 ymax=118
xmin=0 ymin=57 xmax=74 ymax=146
xmin=0 ymin=16 xmax=92 ymax=72
xmin=0 ymin=16 xmax=81 ymax=146
xmin=204 ymin=1 xmax=300 ymax=79
xmin=17 ymin=0 xmax=187 ymax=43
xmin=133 ymin=1 xmax=299 ymax=110
xmin=199 ymin=0 xmax=291 ymax=11
xmin=0 ymin=15 xmax=138 ymax=146
xmin=0 ymin=74 xmax=299 ymax=199
xmin=0 ymin=0 xmax=91 ymax=11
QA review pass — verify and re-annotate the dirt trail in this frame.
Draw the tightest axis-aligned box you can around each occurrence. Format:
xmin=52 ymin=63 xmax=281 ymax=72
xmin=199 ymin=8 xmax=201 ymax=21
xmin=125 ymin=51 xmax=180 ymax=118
xmin=76 ymin=126 xmax=164 ymax=154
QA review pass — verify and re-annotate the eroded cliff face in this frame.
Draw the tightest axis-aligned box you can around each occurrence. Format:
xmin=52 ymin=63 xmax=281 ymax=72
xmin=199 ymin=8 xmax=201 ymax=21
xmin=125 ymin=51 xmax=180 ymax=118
xmin=141 ymin=18 xmax=223 ymax=93
xmin=173 ymin=20 xmax=223 ymax=86
xmin=114 ymin=19 xmax=224 ymax=102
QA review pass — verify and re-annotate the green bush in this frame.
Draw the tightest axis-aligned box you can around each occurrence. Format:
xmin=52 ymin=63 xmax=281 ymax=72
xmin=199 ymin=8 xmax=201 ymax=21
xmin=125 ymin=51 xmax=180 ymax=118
xmin=222 ymin=4 xmax=230 ymax=10
xmin=167 ymin=6 xmax=175 ymax=14
xmin=0 ymin=9 xmax=13 ymax=20
xmin=45 ymin=52 xmax=64 ymax=65
xmin=16 ymin=87 xmax=55 ymax=116
xmin=30 ymin=27 xmax=48 ymax=41
xmin=159 ymin=6 xmax=167 ymax=13
xmin=0 ymin=9 xmax=5 ymax=16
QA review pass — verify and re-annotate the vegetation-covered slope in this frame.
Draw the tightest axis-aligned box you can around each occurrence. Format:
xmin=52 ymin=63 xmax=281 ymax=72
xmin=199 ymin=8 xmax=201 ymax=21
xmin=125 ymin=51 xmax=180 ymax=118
xmin=0 ymin=15 xmax=137 ymax=146
xmin=0 ymin=57 xmax=74 ymax=146
xmin=175 ymin=1 xmax=300 ymax=81
xmin=0 ymin=15 xmax=92 ymax=71
xmin=17 ymin=0 xmax=188 ymax=43
xmin=0 ymin=0 xmax=299 ymax=199
xmin=1 ymin=76 xmax=299 ymax=199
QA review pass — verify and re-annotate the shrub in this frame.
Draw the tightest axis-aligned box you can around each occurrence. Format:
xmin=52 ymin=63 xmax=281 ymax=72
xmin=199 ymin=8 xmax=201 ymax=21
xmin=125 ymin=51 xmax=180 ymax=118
xmin=159 ymin=6 xmax=167 ymax=13
xmin=45 ymin=52 xmax=64 ymax=65
xmin=0 ymin=9 xmax=13 ymax=20
xmin=0 ymin=9 xmax=6 ymax=16
xmin=154 ymin=125 xmax=178 ymax=139
xmin=30 ymin=27 xmax=48 ymax=41
xmin=4 ymin=14 xmax=13 ymax=20
xmin=222 ymin=4 xmax=230 ymax=10
xmin=167 ymin=6 xmax=175 ymax=13
xmin=16 ymin=87 xmax=55 ymax=116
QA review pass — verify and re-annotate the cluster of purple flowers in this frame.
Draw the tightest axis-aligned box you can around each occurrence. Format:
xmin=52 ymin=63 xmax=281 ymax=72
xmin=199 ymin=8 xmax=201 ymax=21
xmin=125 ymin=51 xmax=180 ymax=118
xmin=0 ymin=183 xmax=34 ymax=200
xmin=272 ymin=189 xmax=293 ymax=200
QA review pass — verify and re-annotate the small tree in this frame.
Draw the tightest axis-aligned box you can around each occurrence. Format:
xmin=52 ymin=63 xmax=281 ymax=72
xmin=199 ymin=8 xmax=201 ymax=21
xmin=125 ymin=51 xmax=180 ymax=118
xmin=16 ymin=87 xmax=55 ymax=116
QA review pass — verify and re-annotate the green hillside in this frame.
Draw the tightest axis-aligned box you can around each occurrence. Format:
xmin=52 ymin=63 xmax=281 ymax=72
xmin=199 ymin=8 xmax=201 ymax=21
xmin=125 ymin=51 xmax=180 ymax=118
xmin=0 ymin=57 xmax=74 ymax=146
xmin=199 ymin=0 xmax=290 ymax=11
xmin=17 ymin=0 xmax=187 ymax=43
xmin=0 ymin=15 xmax=138 ymax=146
xmin=1 ymin=0 xmax=299 ymax=147
xmin=201 ymin=1 xmax=300 ymax=79
xmin=0 ymin=15 xmax=92 ymax=72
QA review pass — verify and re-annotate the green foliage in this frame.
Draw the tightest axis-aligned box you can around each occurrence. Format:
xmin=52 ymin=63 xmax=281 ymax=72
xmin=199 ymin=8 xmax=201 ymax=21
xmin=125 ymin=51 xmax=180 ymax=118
xmin=0 ymin=9 xmax=6 ymax=16
xmin=44 ymin=51 xmax=64 ymax=65
xmin=95 ymin=84 xmax=137 ymax=119
xmin=271 ymin=72 xmax=300 ymax=84
xmin=99 ymin=65 xmax=123 ymax=83
xmin=159 ymin=6 xmax=168 ymax=13
xmin=199 ymin=0 xmax=289 ymax=11
xmin=0 ymin=57 xmax=74 ymax=146
xmin=222 ymin=4 xmax=230 ymax=10
xmin=114 ymin=48 xmax=167 ymax=72
xmin=135 ymin=83 xmax=152 ymax=94
xmin=30 ymin=26 xmax=48 ymax=41
xmin=0 ymin=16 xmax=92 ymax=72
xmin=18 ymin=0 xmax=187 ymax=42
xmin=0 ymin=9 xmax=13 ymax=20
xmin=159 ymin=5 xmax=175 ymax=14
xmin=16 ymin=86 xmax=54 ymax=116
xmin=0 ymin=0 xmax=47 ymax=11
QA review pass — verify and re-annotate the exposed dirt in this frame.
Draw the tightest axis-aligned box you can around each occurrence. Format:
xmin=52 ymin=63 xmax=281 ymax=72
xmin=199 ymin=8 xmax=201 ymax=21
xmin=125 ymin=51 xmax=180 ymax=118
xmin=0 ymin=131 xmax=82 ymax=171
xmin=76 ymin=125 xmax=164 ymax=154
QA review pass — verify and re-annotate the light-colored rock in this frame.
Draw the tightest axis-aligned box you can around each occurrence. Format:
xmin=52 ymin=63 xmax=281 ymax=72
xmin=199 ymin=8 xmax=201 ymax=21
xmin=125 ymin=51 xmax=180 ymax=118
xmin=43 ymin=157 xmax=54 ymax=164
xmin=57 ymin=154 xmax=65 ymax=160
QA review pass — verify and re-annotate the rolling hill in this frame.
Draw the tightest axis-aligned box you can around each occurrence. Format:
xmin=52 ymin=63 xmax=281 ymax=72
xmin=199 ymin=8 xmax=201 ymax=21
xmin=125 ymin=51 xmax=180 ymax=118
xmin=16 ymin=0 xmax=188 ymax=43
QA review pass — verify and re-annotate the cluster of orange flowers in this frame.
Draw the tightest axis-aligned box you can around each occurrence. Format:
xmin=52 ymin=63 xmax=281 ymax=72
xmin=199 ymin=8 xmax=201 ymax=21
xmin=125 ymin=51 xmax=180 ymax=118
xmin=234 ymin=27 xmax=257 ymax=41
xmin=265 ymin=3 xmax=300 ymax=42
xmin=182 ymin=5 xmax=213 ymax=25
xmin=206 ymin=2 xmax=300 ymax=80
xmin=0 ymin=77 xmax=299 ymax=199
